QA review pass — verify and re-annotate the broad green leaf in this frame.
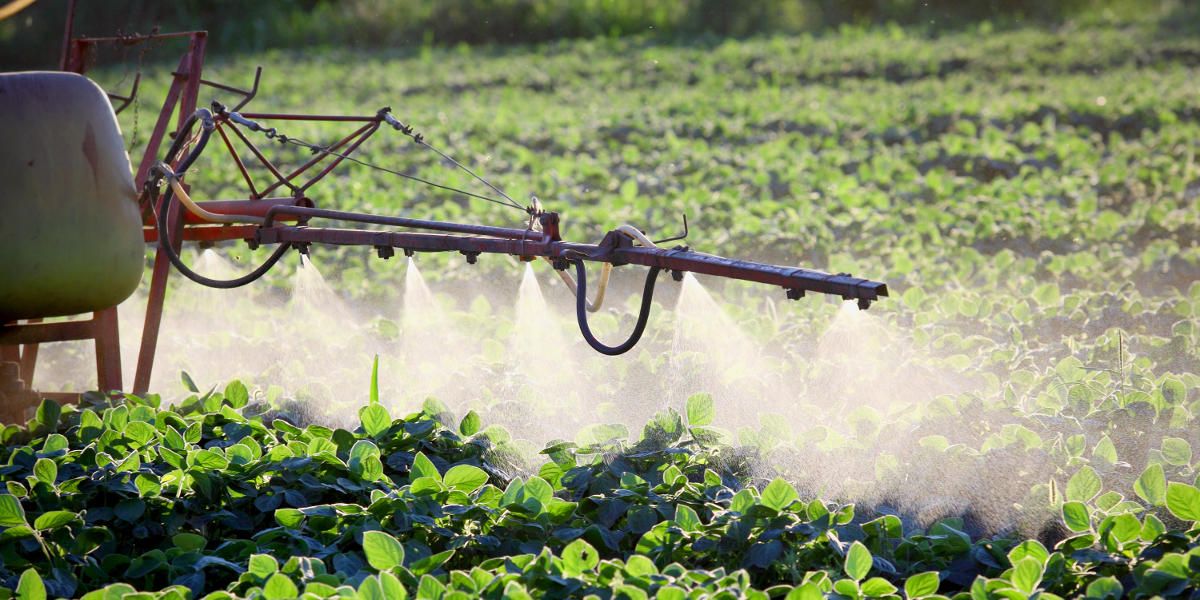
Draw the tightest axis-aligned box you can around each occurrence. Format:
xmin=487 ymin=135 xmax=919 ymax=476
xmin=1006 ymin=539 xmax=1048 ymax=566
xmin=0 ymin=494 xmax=28 ymax=527
xmin=1061 ymin=501 xmax=1090 ymax=532
xmin=359 ymin=404 xmax=391 ymax=438
xmin=263 ymin=572 xmax=299 ymax=600
xmin=35 ymin=399 xmax=60 ymax=429
xmin=362 ymin=530 xmax=405 ymax=571
xmin=349 ymin=440 xmax=384 ymax=482
xmin=1010 ymin=557 xmax=1043 ymax=594
xmin=224 ymin=380 xmax=249 ymax=408
xmin=1165 ymin=482 xmax=1200 ymax=522
xmin=686 ymin=393 xmax=715 ymax=426
xmin=1066 ymin=466 xmax=1101 ymax=503
xmin=786 ymin=583 xmax=822 ymax=600
xmin=172 ymin=532 xmax=206 ymax=552
xmin=1085 ymin=576 xmax=1123 ymax=600
xmin=16 ymin=568 xmax=46 ymax=600
xmin=904 ymin=572 xmax=940 ymax=598
xmin=1135 ymin=463 xmax=1166 ymax=506
xmin=1161 ymin=437 xmax=1192 ymax=466
xmin=248 ymin=554 xmax=279 ymax=578
xmin=411 ymin=451 xmax=439 ymax=481
xmin=760 ymin=477 xmax=799 ymax=512
xmin=443 ymin=465 xmax=488 ymax=493
xmin=561 ymin=539 xmax=599 ymax=575
xmin=459 ymin=410 xmax=481 ymax=436
xmin=844 ymin=541 xmax=871 ymax=581
xmin=673 ymin=504 xmax=701 ymax=532
xmin=410 ymin=549 xmax=455 ymax=575
xmin=275 ymin=508 xmax=305 ymax=529
xmin=861 ymin=577 xmax=897 ymax=596
xmin=32 ymin=458 xmax=56 ymax=486
xmin=33 ymin=510 xmax=74 ymax=530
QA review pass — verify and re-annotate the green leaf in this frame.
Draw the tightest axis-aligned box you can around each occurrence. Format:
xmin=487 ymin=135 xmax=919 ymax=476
xmin=1161 ymin=437 xmax=1192 ymax=466
xmin=369 ymin=354 xmax=380 ymax=405
xmin=134 ymin=474 xmax=161 ymax=497
xmin=1034 ymin=282 xmax=1060 ymax=307
xmin=32 ymin=458 xmax=56 ymax=486
xmin=16 ymin=568 xmax=46 ymax=600
xmin=1084 ymin=576 xmax=1123 ymax=600
xmin=673 ymin=504 xmax=701 ymax=532
xmin=224 ymin=380 xmax=250 ymax=408
xmin=1010 ymin=557 xmax=1043 ymax=594
xmin=359 ymin=404 xmax=391 ymax=438
xmin=411 ymin=451 xmax=439 ymax=481
xmin=760 ymin=477 xmax=799 ymax=512
xmin=786 ymin=583 xmax=822 ymax=600
xmin=0 ymin=494 xmax=28 ymax=527
xmin=362 ymin=530 xmax=405 ymax=571
xmin=861 ymin=577 xmax=897 ymax=597
xmin=459 ymin=410 xmax=481 ymax=437
xmin=1006 ymin=540 xmax=1049 ymax=566
xmin=33 ymin=510 xmax=75 ymax=530
xmin=561 ymin=539 xmax=599 ymax=575
xmin=1135 ymin=463 xmax=1166 ymax=506
xmin=191 ymin=449 xmax=229 ymax=470
xmin=349 ymin=440 xmax=384 ymax=482
xmin=275 ymin=508 xmax=305 ymax=529
xmin=181 ymin=371 xmax=199 ymax=393
xmin=248 ymin=554 xmax=279 ymax=578
xmin=904 ymin=571 xmax=940 ymax=598
xmin=844 ymin=541 xmax=871 ymax=581
xmin=172 ymin=532 xmax=206 ymax=552
xmin=443 ymin=465 xmax=488 ymax=492
xmin=263 ymin=573 xmax=299 ymax=600
xmin=35 ymin=399 xmax=60 ymax=429
xmin=686 ymin=393 xmax=715 ymax=426
xmin=1165 ymin=482 xmax=1200 ymax=522
xmin=1066 ymin=466 xmax=1102 ymax=503
xmin=410 ymin=549 xmax=455 ymax=575
xmin=1061 ymin=501 xmax=1091 ymax=532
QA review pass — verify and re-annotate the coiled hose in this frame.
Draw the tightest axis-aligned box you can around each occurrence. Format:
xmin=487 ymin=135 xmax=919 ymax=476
xmin=154 ymin=109 xmax=292 ymax=289
xmin=572 ymin=258 xmax=661 ymax=356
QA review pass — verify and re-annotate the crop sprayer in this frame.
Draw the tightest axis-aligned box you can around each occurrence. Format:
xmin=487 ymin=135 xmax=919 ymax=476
xmin=0 ymin=9 xmax=887 ymax=422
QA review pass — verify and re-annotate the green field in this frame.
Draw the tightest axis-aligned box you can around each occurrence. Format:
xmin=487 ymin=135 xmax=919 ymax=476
xmin=4 ymin=18 xmax=1200 ymax=599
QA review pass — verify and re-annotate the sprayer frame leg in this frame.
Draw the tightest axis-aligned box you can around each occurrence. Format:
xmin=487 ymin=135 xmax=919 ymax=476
xmin=134 ymin=202 xmax=184 ymax=395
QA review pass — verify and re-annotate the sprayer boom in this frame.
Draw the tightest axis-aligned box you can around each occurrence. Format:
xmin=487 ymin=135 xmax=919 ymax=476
xmin=142 ymin=103 xmax=889 ymax=356
xmin=252 ymin=207 xmax=888 ymax=309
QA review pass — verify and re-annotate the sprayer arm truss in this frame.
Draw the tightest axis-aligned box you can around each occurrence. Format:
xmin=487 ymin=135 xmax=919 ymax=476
xmin=252 ymin=206 xmax=888 ymax=308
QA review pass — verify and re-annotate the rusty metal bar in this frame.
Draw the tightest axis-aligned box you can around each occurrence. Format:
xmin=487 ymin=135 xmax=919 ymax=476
xmin=143 ymin=225 xmax=258 ymax=244
xmin=253 ymin=223 xmax=887 ymax=304
xmin=239 ymin=112 xmax=379 ymax=122
xmin=612 ymin=246 xmax=888 ymax=302
xmin=216 ymin=124 xmax=259 ymax=197
xmin=0 ymin=320 xmax=96 ymax=346
xmin=262 ymin=206 xmax=545 ymax=241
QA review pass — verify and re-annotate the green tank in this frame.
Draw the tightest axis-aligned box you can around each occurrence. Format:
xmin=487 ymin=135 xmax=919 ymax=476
xmin=0 ymin=72 xmax=144 ymax=322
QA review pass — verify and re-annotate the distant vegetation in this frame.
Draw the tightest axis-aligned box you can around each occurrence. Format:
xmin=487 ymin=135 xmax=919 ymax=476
xmin=2 ymin=0 xmax=1194 ymax=67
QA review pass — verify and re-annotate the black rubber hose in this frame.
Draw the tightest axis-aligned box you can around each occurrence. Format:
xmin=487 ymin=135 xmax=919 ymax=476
xmin=155 ymin=109 xmax=292 ymax=289
xmin=572 ymin=258 xmax=660 ymax=356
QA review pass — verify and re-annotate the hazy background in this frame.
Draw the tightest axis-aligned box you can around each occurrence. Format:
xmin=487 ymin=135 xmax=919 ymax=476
xmin=3 ymin=0 xmax=1196 ymax=68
